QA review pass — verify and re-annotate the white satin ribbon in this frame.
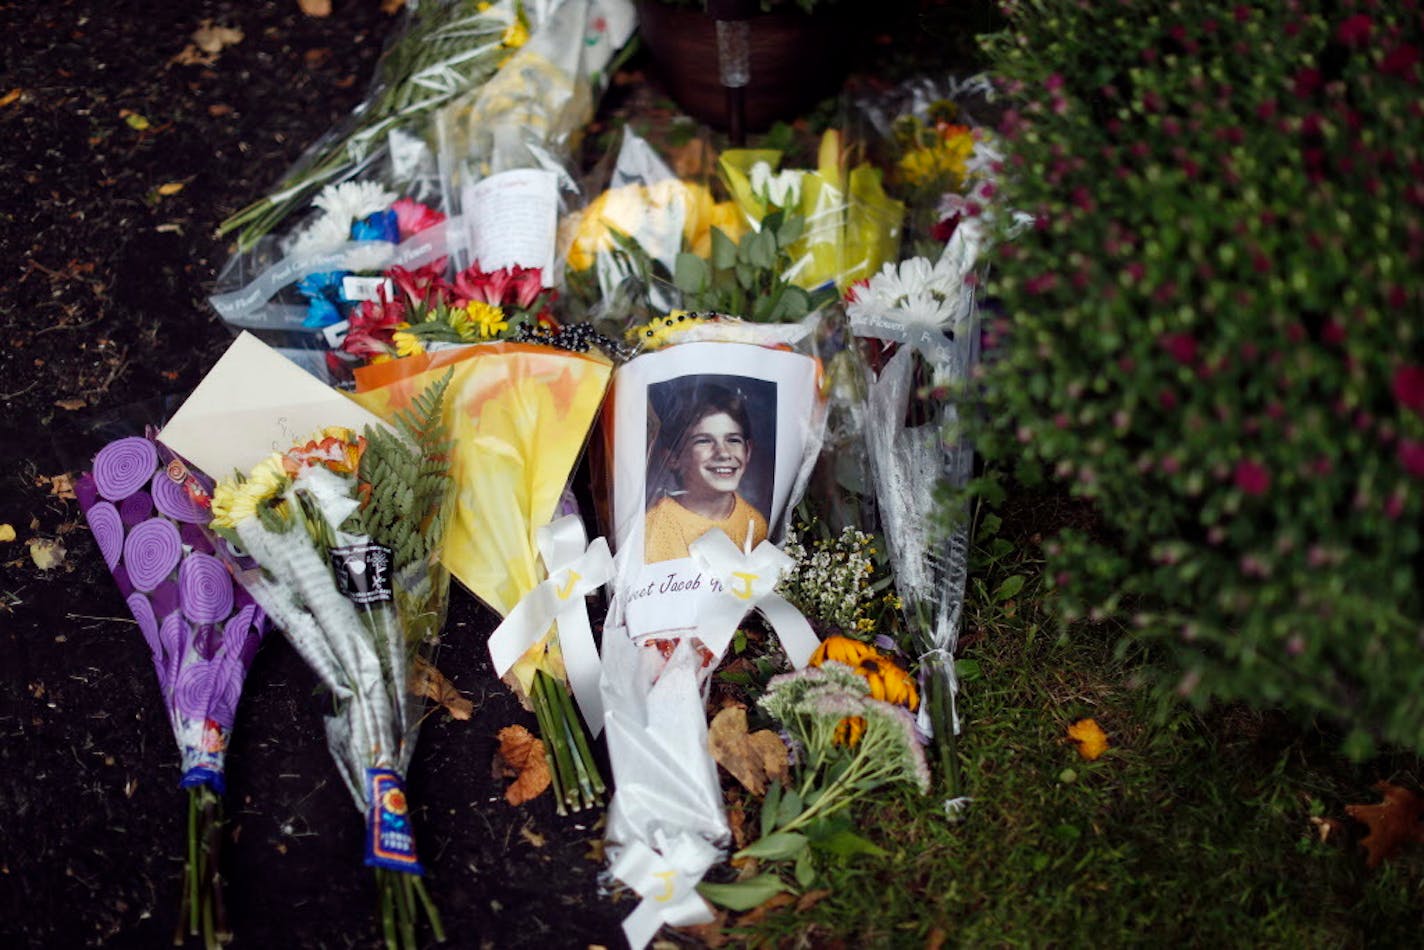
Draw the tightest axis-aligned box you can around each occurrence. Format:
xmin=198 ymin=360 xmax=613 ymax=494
xmin=687 ymin=529 xmax=820 ymax=669
xmin=610 ymin=837 xmax=719 ymax=950
xmin=488 ymin=515 xmax=613 ymax=735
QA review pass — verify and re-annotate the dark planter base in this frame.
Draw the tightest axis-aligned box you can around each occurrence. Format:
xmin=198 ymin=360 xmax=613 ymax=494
xmin=635 ymin=1 xmax=853 ymax=132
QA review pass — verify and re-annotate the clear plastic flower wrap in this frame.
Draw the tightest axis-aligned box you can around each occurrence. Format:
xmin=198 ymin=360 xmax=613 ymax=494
xmin=844 ymin=223 xmax=988 ymax=805
xmin=76 ymin=432 xmax=269 ymax=949
xmin=433 ymin=0 xmax=636 ymax=275
xmin=210 ymin=0 xmax=534 ymax=383
xmin=597 ymin=314 xmax=829 ymax=947
xmin=557 ymin=127 xmax=745 ymax=323
xmin=852 ymin=73 xmax=1003 ymax=256
xmin=716 ymin=128 xmax=906 ymax=297
xmin=208 ymin=378 xmax=455 ymax=950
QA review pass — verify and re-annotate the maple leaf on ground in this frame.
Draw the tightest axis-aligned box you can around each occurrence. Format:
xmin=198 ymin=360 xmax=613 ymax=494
xmin=1345 ymin=781 xmax=1424 ymax=868
xmin=494 ymin=724 xmax=551 ymax=806
xmin=1067 ymin=717 xmax=1109 ymax=761
xmin=708 ymin=705 xmax=790 ymax=796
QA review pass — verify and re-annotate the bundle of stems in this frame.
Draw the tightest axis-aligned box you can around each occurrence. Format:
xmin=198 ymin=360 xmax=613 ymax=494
xmin=530 ymin=668 xmax=605 ymax=814
xmin=218 ymin=1 xmax=515 ymax=251
xmin=174 ymin=786 xmax=228 ymax=949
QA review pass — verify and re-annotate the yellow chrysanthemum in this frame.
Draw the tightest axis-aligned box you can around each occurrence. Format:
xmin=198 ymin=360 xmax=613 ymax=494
xmin=393 ymin=330 xmax=425 ymax=358
xmin=464 ymin=301 xmax=509 ymax=339
xmin=897 ymin=130 xmax=974 ymax=190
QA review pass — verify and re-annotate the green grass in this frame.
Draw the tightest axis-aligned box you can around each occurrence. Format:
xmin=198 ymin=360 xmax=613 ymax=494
xmin=728 ymin=490 xmax=1424 ymax=947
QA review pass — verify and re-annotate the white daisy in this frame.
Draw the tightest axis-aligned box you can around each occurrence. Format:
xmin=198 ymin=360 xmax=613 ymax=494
xmin=286 ymin=212 xmax=352 ymax=258
xmin=312 ymin=181 xmax=397 ymax=228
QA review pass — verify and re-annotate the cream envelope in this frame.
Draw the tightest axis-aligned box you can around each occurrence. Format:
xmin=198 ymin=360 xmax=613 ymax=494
xmin=159 ymin=331 xmax=391 ymax=480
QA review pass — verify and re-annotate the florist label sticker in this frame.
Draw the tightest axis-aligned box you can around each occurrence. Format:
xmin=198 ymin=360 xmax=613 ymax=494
xmin=461 ymin=168 xmax=557 ymax=282
xmin=331 ymin=542 xmax=393 ymax=606
xmin=364 ymin=769 xmax=423 ymax=874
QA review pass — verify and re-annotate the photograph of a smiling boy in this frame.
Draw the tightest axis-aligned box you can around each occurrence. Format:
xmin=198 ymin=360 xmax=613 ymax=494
xmin=643 ymin=376 xmax=776 ymax=564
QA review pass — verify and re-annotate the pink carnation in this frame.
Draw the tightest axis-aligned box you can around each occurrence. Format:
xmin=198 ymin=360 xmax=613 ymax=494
xmin=391 ymin=198 xmax=445 ymax=240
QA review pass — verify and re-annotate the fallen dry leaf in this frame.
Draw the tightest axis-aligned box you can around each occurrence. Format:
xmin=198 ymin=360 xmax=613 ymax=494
xmin=156 ymin=182 xmax=185 ymax=196
xmin=736 ymin=891 xmax=796 ymax=926
xmin=45 ymin=474 xmax=76 ymax=499
xmin=494 ymin=724 xmax=551 ymax=806
xmin=0 ymin=88 xmax=21 ymax=108
xmin=708 ymin=705 xmax=789 ymax=796
xmin=519 ymin=825 xmax=545 ymax=848
xmin=123 ymin=112 xmax=151 ymax=131
xmin=1067 ymin=717 xmax=1109 ymax=761
xmin=298 ymin=0 xmax=333 ymax=17
xmin=53 ymin=398 xmax=86 ymax=411
xmin=192 ymin=21 xmax=243 ymax=54
xmin=0 ymin=524 xmax=15 ymax=543
xmin=1345 ymin=781 xmax=1424 ymax=868
xmin=381 ymin=0 xmax=407 ymax=14
xmin=795 ymin=888 xmax=832 ymax=913
xmin=28 ymin=537 xmax=66 ymax=571
xmin=171 ymin=21 xmax=244 ymax=67
xmin=410 ymin=656 xmax=473 ymax=719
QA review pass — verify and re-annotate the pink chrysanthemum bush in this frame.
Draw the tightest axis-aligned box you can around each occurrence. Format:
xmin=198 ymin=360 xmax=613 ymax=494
xmin=978 ymin=0 xmax=1424 ymax=756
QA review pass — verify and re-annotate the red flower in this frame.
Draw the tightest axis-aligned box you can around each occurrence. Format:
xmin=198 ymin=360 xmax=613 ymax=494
xmin=1233 ymin=459 xmax=1271 ymax=496
xmin=1335 ymin=14 xmax=1372 ymax=47
xmin=454 ymin=263 xmax=546 ymax=310
xmin=389 ymin=262 xmax=450 ymax=306
xmin=1380 ymin=44 xmax=1421 ymax=79
xmin=1399 ymin=439 xmax=1424 ymax=478
xmin=1158 ymin=332 xmax=1197 ymax=365
xmin=1293 ymin=68 xmax=1322 ymax=98
xmin=1394 ymin=365 xmax=1424 ymax=415
xmin=391 ymin=198 xmax=446 ymax=240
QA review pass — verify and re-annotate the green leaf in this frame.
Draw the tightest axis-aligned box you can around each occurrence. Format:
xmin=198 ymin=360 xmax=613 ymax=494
xmin=995 ymin=574 xmax=1026 ymax=602
xmin=776 ymin=212 xmax=805 ymax=246
xmin=761 ymin=781 xmax=783 ymax=837
xmin=810 ymin=828 xmax=889 ymax=858
xmin=794 ymin=848 xmax=817 ymax=888
xmin=674 ymin=252 xmax=709 ymax=293
xmin=776 ymin=788 xmax=803 ymax=827
xmin=736 ymin=831 xmax=809 ymax=861
xmin=745 ymin=230 xmax=777 ymax=270
xmin=955 ymin=658 xmax=981 ymax=682
xmin=710 ymin=228 xmax=738 ymax=269
xmin=698 ymin=874 xmax=787 ymax=911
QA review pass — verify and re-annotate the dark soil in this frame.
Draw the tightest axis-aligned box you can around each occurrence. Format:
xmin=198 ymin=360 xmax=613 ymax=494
xmin=0 ymin=2 xmax=993 ymax=947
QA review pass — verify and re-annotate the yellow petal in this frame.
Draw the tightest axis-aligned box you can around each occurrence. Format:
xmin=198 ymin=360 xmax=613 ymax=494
xmin=1067 ymin=718 xmax=1109 ymax=761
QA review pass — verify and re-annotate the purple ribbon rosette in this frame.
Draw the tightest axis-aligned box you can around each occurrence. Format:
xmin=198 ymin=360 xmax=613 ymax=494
xmin=77 ymin=433 xmax=267 ymax=945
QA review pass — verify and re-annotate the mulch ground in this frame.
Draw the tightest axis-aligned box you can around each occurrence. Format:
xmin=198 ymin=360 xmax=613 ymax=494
xmin=0 ymin=1 xmax=988 ymax=946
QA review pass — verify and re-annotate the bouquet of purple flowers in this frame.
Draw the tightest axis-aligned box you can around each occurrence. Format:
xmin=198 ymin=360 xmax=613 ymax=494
xmin=77 ymin=433 xmax=267 ymax=948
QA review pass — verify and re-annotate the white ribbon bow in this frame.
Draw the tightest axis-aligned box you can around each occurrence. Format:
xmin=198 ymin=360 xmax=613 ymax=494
xmin=687 ymin=529 xmax=820 ymax=669
xmin=610 ymin=836 xmax=720 ymax=950
xmin=488 ymin=515 xmax=613 ymax=735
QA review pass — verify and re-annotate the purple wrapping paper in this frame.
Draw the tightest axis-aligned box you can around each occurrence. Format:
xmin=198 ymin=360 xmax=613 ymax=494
xmin=78 ymin=434 xmax=268 ymax=792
